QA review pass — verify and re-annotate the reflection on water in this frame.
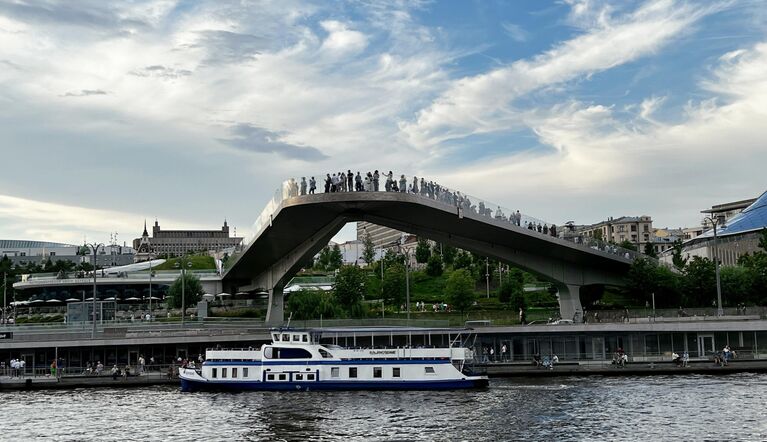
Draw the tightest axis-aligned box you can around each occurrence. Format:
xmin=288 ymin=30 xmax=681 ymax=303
xmin=2 ymin=374 xmax=767 ymax=441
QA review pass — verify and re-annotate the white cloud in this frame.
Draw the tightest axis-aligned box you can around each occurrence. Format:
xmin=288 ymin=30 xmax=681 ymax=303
xmin=320 ymin=20 xmax=368 ymax=56
xmin=436 ymin=42 xmax=767 ymax=228
xmin=0 ymin=194 xmax=204 ymax=245
xmin=400 ymin=0 xmax=718 ymax=150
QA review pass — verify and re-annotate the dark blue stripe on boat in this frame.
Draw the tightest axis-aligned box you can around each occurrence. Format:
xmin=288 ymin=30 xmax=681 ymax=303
xmin=203 ymin=359 xmax=452 ymax=366
xmin=180 ymin=377 xmax=488 ymax=392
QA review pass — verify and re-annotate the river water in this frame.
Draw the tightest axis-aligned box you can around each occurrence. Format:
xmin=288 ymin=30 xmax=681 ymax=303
xmin=1 ymin=374 xmax=766 ymax=441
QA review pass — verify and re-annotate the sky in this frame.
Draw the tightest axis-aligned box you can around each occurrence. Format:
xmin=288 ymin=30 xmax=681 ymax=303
xmin=1 ymin=0 xmax=766 ymax=246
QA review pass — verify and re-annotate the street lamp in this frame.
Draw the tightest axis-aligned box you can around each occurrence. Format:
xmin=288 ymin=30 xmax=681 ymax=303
xmin=485 ymin=257 xmax=490 ymax=299
xmin=399 ymin=234 xmax=410 ymax=323
xmin=148 ymin=259 xmax=154 ymax=322
xmin=2 ymin=266 xmax=13 ymax=325
xmin=175 ymin=256 xmax=193 ymax=327
xmin=702 ymin=214 xmax=726 ymax=317
xmin=85 ymin=242 xmax=104 ymax=338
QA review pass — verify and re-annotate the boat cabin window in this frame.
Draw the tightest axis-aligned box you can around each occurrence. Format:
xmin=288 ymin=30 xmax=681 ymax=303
xmin=292 ymin=334 xmax=301 ymax=342
xmin=211 ymin=368 xmax=218 ymax=378
xmin=392 ymin=367 xmax=401 ymax=378
xmin=278 ymin=374 xmax=287 ymax=381
xmin=243 ymin=368 xmax=249 ymax=378
xmin=373 ymin=367 xmax=382 ymax=378
xmin=318 ymin=348 xmax=334 ymax=359
xmin=424 ymin=367 xmax=435 ymax=375
xmin=281 ymin=334 xmax=290 ymax=342
xmin=302 ymin=335 xmax=309 ymax=342
xmin=349 ymin=367 xmax=358 ymax=378
xmin=306 ymin=373 xmax=315 ymax=381
xmin=232 ymin=368 xmax=238 ymax=378
xmin=267 ymin=374 xmax=275 ymax=380
xmin=263 ymin=346 xmax=312 ymax=359
xmin=222 ymin=368 xmax=228 ymax=378
xmin=331 ymin=367 xmax=340 ymax=378
xmin=295 ymin=373 xmax=303 ymax=381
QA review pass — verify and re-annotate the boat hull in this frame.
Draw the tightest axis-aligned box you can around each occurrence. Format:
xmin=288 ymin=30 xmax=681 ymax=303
xmin=180 ymin=377 xmax=488 ymax=392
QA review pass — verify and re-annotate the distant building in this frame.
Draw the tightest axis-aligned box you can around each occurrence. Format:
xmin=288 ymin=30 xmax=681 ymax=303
xmin=701 ymin=197 xmax=757 ymax=229
xmin=132 ymin=219 xmax=242 ymax=261
xmin=576 ymin=216 xmax=654 ymax=251
xmin=356 ymin=222 xmax=407 ymax=249
xmin=651 ymin=228 xmax=684 ymax=255
xmin=667 ymin=191 xmax=767 ymax=266
xmin=0 ymin=239 xmax=135 ymax=267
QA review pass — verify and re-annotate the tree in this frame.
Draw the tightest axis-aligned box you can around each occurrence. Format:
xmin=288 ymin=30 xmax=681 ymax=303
xmin=682 ymin=256 xmax=716 ymax=307
xmin=382 ymin=263 xmax=406 ymax=310
xmin=440 ymin=244 xmax=457 ymax=265
xmin=287 ymin=289 xmax=341 ymax=320
xmin=671 ymin=239 xmax=688 ymax=270
xmin=625 ymin=257 xmax=658 ymax=305
xmin=618 ymin=240 xmax=637 ymax=251
xmin=643 ymin=242 xmax=657 ymax=258
xmin=445 ymin=269 xmax=476 ymax=314
xmin=759 ymin=227 xmax=767 ymax=252
xmin=499 ymin=268 xmax=525 ymax=307
xmin=425 ymin=254 xmax=444 ymax=277
xmin=362 ymin=232 xmax=375 ymax=266
xmin=329 ymin=244 xmax=343 ymax=270
xmin=167 ymin=272 xmax=203 ymax=309
xmin=453 ymin=250 xmax=473 ymax=270
xmin=333 ymin=265 xmax=366 ymax=316
xmin=415 ymin=238 xmax=431 ymax=264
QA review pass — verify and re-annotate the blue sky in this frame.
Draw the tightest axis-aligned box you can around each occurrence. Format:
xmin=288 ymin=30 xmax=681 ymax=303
xmin=0 ymin=0 xmax=765 ymax=246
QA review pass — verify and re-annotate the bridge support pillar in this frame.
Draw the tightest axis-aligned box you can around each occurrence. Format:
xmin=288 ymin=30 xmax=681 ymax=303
xmin=265 ymin=287 xmax=284 ymax=326
xmin=558 ymin=284 xmax=584 ymax=323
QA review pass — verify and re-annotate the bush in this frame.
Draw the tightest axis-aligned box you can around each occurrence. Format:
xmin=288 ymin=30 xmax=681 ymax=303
xmin=425 ymin=254 xmax=444 ymax=277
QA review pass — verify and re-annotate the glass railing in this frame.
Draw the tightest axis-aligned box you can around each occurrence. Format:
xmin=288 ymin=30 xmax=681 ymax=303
xmin=224 ymin=174 xmax=648 ymax=272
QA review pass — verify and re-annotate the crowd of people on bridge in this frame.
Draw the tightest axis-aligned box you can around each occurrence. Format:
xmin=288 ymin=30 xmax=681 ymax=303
xmin=282 ymin=171 xmax=560 ymax=239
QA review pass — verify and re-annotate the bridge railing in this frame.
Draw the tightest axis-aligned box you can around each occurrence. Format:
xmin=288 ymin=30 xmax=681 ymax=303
xmin=224 ymin=175 xmax=646 ymax=273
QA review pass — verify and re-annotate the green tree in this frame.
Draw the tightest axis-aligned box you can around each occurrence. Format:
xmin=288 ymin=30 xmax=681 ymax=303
xmin=333 ymin=265 xmax=366 ymax=316
xmin=287 ymin=289 xmax=341 ymax=320
xmin=618 ymin=240 xmax=637 ymax=251
xmin=382 ymin=263 xmax=406 ymax=310
xmin=167 ymin=272 xmax=203 ymax=309
xmin=453 ymin=250 xmax=473 ymax=270
xmin=329 ymin=244 xmax=343 ymax=270
xmin=682 ymin=256 xmax=716 ymax=307
xmin=643 ymin=242 xmax=657 ymax=258
xmin=415 ymin=238 xmax=431 ymax=264
xmin=445 ymin=269 xmax=476 ymax=314
xmin=425 ymin=254 xmax=444 ymax=277
xmin=671 ymin=239 xmax=688 ymax=270
xmin=625 ymin=257 xmax=658 ymax=305
xmin=759 ymin=227 xmax=767 ymax=252
xmin=362 ymin=232 xmax=376 ymax=266
xmin=440 ymin=244 xmax=457 ymax=265
xmin=498 ymin=268 xmax=524 ymax=305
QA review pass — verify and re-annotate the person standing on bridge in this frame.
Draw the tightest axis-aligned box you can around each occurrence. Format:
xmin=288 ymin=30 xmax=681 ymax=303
xmin=373 ymin=170 xmax=380 ymax=191
xmin=385 ymin=171 xmax=393 ymax=191
xmin=412 ymin=176 xmax=419 ymax=194
xmin=399 ymin=175 xmax=407 ymax=193
xmin=309 ymin=176 xmax=316 ymax=194
xmin=300 ymin=177 xmax=307 ymax=196
xmin=355 ymin=172 xmax=363 ymax=191
xmin=365 ymin=172 xmax=373 ymax=191
xmin=347 ymin=170 xmax=353 ymax=192
xmin=324 ymin=174 xmax=331 ymax=193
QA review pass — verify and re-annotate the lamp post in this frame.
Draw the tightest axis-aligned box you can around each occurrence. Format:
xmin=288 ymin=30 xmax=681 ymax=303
xmin=148 ymin=259 xmax=153 ymax=322
xmin=703 ymin=214 xmax=725 ymax=317
xmin=85 ymin=243 xmax=104 ymax=338
xmin=175 ymin=256 xmax=193 ymax=327
xmin=485 ymin=258 xmax=490 ymax=299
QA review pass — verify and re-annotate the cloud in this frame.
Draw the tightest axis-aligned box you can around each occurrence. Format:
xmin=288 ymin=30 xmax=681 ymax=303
xmin=437 ymin=41 xmax=767 ymax=228
xmin=218 ymin=123 xmax=328 ymax=161
xmin=400 ymin=0 xmax=718 ymax=150
xmin=129 ymin=65 xmax=193 ymax=79
xmin=319 ymin=20 xmax=368 ymax=56
xmin=0 ymin=193 xmax=202 ymax=245
xmin=61 ymin=89 xmax=108 ymax=97
xmin=501 ymin=23 xmax=528 ymax=42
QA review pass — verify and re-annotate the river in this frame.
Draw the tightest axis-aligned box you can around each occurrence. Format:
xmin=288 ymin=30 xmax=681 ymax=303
xmin=1 ymin=374 xmax=766 ymax=441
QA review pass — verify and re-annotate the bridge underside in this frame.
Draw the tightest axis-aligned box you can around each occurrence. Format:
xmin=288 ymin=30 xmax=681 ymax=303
xmin=223 ymin=193 xmax=630 ymax=325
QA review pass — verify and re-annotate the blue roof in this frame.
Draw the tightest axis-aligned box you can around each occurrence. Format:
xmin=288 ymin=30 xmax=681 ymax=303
xmin=698 ymin=190 xmax=767 ymax=239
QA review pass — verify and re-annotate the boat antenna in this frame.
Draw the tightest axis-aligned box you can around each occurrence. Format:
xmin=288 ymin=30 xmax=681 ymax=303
xmin=285 ymin=311 xmax=293 ymax=329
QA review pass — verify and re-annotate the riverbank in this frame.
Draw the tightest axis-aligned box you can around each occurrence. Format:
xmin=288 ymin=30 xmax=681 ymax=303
xmin=480 ymin=359 xmax=767 ymax=377
xmin=0 ymin=372 xmax=176 ymax=391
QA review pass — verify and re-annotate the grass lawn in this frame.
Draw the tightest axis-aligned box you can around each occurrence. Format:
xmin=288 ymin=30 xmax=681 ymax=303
xmin=152 ymin=255 xmax=216 ymax=270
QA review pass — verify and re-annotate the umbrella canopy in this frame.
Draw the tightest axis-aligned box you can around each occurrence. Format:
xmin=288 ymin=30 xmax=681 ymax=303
xmin=217 ymin=292 xmax=232 ymax=297
xmin=45 ymin=299 xmax=62 ymax=303
xmin=29 ymin=299 xmax=44 ymax=304
xmin=104 ymin=297 xmax=117 ymax=301
xmin=147 ymin=296 xmax=161 ymax=300
xmin=65 ymin=298 xmax=80 ymax=302
xmin=125 ymin=297 xmax=141 ymax=301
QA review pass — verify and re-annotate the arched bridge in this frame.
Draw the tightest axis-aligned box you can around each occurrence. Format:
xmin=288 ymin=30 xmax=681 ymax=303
xmin=223 ymin=182 xmax=641 ymax=325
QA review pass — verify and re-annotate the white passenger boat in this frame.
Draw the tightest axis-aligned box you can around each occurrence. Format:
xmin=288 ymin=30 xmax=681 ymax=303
xmin=179 ymin=329 xmax=488 ymax=392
